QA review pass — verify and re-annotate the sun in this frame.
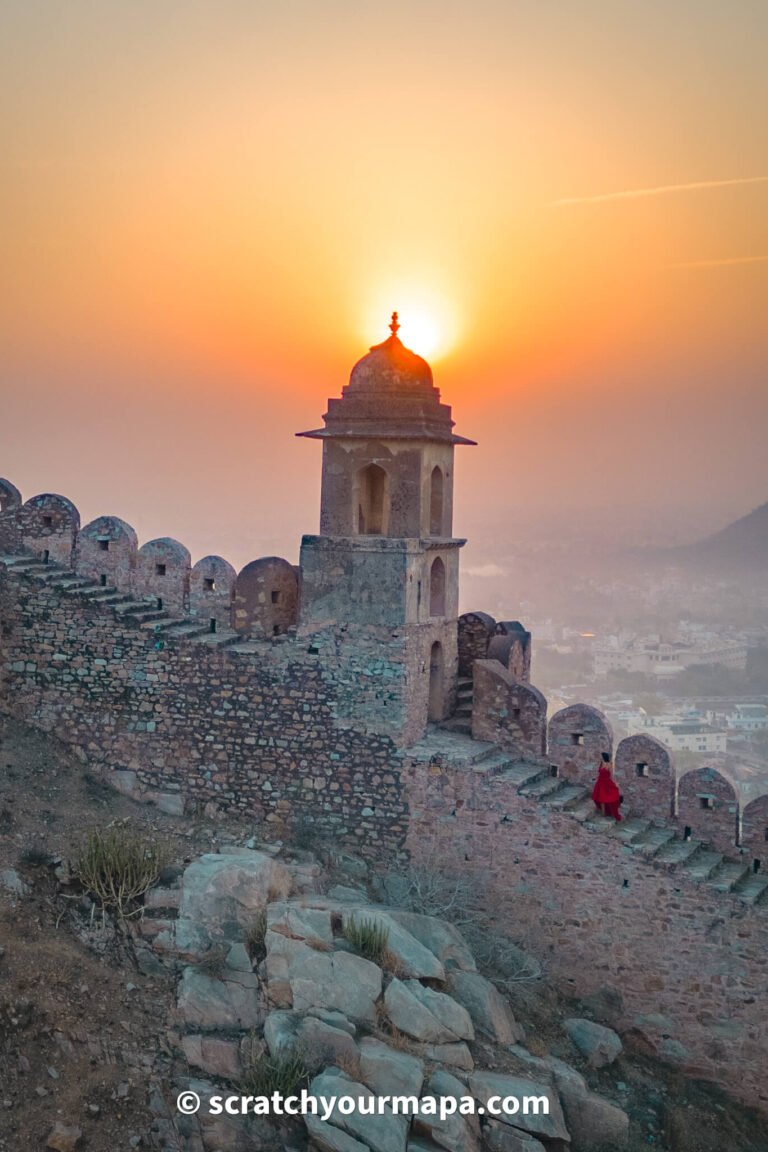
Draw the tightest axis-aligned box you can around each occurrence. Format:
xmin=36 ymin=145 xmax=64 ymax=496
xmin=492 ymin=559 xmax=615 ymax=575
xmin=362 ymin=287 xmax=457 ymax=361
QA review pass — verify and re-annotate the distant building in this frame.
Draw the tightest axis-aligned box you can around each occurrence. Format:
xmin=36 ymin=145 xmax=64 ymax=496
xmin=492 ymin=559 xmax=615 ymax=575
xmin=627 ymin=715 xmax=728 ymax=754
xmin=729 ymin=704 xmax=768 ymax=732
xmin=593 ymin=636 xmax=747 ymax=678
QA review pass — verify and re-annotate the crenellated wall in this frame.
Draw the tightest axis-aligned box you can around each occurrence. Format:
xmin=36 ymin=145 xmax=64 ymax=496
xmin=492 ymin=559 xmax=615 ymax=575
xmin=0 ymin=482 xmax=299 ymax=638
xmin=0 ymin=562 xmax=413 ymax=849
xmin=3 ymin=476 xmax=768 ymax=1114
xmin=403 ymin=754 xmax=768 ymax=1114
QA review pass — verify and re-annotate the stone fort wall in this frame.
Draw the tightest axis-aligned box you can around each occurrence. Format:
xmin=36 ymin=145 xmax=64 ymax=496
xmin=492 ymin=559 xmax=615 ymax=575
xmin=403 ymin=757 xmax=768 ymax=1113
xmin=2 ymin=478 xmax=768 ymax=1112
xmin=0 ymin=562 xmax=414 ymax=851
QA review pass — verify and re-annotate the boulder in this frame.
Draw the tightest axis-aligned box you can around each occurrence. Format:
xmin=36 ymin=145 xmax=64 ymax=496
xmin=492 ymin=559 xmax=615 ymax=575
xmin=308 ymin=1067 xmax=409 ymax=1152
xmin=344 ymin=910 xmax=446 ymax=981
xmin=358 ymin=1037 xmax=424 ymax=1097
xmin=564 ymin=1018 xmax=623 ymax=1068
xmin=561 ymin=1089 xmax=629 ymax=1150
xmin=467 ymin=1072 xmax=569 ymax=1143
xmin=267 ymin=900 xmax=334 ymax=949
xmin=46 ymin=1123 xmax=82 ymax=1152
xmin=1 ymin=869 xmax=29 ymax=898
xmin=414 ymin=1070 xmax=481 ymax=1152
xmin=482 ymin=1121 xmax=547 ymax=1152
xmin=384 ymin=980 xmax=474 ymax=1044
xmin=176 ymin=967 xmax=263 ymax=1031
xmin=305 ymin=1116 xmax=370 ymax=1152
xmin=183 ymin=1077 xmax=271 ymax=1152
xmin=179 ymin=850 xmax=292 ymax=939
xmin=180 ymin=1034 xmax=241 ymax=1080
xmin=448 ymin=970 xmax=520 ymax=1044
xmin=578 ymin=986 xmax=624 ymax=1027
xmin=423 ymin=1043 xmax=473 ymax=1071
xmin=152 ymin=918 xmax=212 ymax=962
xmin=266 ymin=932 xmax=382 ymax=1022
xmin=386 ymin=911 xmax=476 ymax=972
xmin=299 ymin=1015 xmax=359 ymax=1070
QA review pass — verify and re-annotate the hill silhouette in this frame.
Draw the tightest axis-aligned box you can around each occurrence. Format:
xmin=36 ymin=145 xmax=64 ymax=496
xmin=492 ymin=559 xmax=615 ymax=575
xmin=677 ymin=501 xmax=768 ymax=569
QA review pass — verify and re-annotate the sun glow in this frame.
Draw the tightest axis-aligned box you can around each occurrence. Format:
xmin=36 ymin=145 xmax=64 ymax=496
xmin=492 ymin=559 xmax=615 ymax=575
xmin=362 ymin=288 xmax=458 ymax=361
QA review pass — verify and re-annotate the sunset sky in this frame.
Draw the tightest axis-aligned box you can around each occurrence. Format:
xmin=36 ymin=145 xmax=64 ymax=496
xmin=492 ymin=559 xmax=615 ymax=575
xmin=2 ymin=1 xmax=767 ymax=572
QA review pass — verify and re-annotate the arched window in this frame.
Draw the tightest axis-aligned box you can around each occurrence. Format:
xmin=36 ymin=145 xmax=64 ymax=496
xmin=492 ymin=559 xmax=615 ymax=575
xmin=356 ymin=464 xmax=388 ymax=535
xmin=429 ymin=466 xmax=444 ymax=536
xmin=430 ymin=556 xmax=446 ymax=616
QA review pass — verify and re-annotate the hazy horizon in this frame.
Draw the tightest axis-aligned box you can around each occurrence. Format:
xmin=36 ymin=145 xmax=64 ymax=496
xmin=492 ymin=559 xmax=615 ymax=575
xmin=2 ymin=1 xmax=767 ymax=577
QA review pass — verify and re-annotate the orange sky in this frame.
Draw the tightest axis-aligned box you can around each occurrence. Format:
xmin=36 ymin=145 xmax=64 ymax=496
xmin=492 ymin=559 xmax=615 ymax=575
xmin=1 ymin=1 xmax=767 ymax=571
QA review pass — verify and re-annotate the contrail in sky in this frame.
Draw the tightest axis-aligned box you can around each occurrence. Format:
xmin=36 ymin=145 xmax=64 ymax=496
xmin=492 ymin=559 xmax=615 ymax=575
xmin=669 ymin=255 xmax=768 ymax=268
xmin=550 ymin=174 xmax=768 ymax=207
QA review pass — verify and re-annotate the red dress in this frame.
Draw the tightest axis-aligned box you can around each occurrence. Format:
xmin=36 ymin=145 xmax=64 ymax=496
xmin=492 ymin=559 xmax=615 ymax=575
xmin=592 ymin=764 xmax=622 ymax=821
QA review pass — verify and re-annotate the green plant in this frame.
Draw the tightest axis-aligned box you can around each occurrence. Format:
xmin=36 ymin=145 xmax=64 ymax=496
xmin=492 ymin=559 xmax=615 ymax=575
xmin=342 ymin=915 xmax=389 ymax=965
xmin=246 ymin=908 xmax=268 ymax=962
xmin=240 ymin=1051 xmax=308 ymax=1097
xmin=73 ymin=826 xmax=172 ymax=920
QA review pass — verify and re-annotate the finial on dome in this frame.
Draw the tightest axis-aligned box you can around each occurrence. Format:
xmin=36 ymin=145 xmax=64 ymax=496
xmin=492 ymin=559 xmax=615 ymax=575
xmin=389 ymin=311 xmax=400 ymax=337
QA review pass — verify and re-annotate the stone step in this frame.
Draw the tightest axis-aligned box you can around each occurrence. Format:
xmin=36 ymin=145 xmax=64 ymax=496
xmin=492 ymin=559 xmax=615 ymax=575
xmin=457 ymin=685 xmax=473 ymax=700
xmin=52 ymin=576 xmax=99 ymax=590
xmin=542 ymin=782 xmax=589 ymax=810
xmin=439 ymin=716 xmax=472 ymax=736
xmin=127 ymin=609 xmax=172 ymax=624
xmin=653 ymin=838 xmax=706 ymax=868
xmin=78 ymin=585 xmax=124 ymax=600
xmin=474 ymin=749 xmax=519 ymax=775
xmin=189 ymin=629 xmax=242 ymax=648
xmin=707 ymin=860 xmax=751 ymax=893
xmin=732 ymin=873 xmax=768 ymax=905
xmin=86 ymin=592 xmax=131 ymax=605
xmin=608 ymin=817 xmax=652 ymax=844
xmin=454 ymin=703 xmax=472 ymax=717
xmin=569 ymin=796 xmax=601 ymax=823
xmin=6 ymin=560 xmax=57 ymax=575
xmin=499 ymin=762 xmax=552 ymax=790
xmin=457 ymin=676 xmax=473 ymax=689
xmin=0 ymin=554 xmax=39 ymax=567
xmin=682 ymin=850 xmax=724 ymax=882
xmin=520 ymin=773 xmax=565 ymax=801
xmin=631 ymin=826 xmax=679 ymax=859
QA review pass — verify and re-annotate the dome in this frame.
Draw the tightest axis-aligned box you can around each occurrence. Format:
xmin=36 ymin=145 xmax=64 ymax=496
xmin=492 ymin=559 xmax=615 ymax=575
xmin=348 ymin=314 xmax=433 ymax=394
xmin=296 ymin=312 xmax=476 ymax=446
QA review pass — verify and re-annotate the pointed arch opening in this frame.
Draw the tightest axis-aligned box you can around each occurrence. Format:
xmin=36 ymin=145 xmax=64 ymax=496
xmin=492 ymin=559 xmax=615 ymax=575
xmin=429 ymin=556 xmax=446 ymax=617
xmin=429 ymin=466 xmax=444 ymax=536
xmin=428 ymin=641 xmax=445 ymax=722
xmin=356 ymin=463 xmax=389 ymax=535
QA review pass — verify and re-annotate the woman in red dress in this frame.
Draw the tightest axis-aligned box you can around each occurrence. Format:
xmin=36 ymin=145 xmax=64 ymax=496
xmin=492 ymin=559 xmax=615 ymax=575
xmin=592 ymin=752 xmax=622 ymax=821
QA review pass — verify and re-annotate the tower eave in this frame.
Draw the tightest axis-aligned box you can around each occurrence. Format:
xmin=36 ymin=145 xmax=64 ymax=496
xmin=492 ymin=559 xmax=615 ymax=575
xmin=296 ymin=428 xmax=477 ymax=446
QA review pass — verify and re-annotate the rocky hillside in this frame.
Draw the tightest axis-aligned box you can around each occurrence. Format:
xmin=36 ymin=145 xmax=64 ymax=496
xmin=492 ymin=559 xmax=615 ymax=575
xmin=1 ymin=717 xmax=767 ymax=1152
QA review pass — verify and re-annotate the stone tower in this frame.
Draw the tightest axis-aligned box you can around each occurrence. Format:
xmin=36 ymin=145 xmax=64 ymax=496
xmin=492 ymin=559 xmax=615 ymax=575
xmin=297 ymin=314 xmax=475 ymax=742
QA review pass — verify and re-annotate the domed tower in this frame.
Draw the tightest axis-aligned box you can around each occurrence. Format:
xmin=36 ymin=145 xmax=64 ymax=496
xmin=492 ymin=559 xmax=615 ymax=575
xmin=297 ymin=314 xmax=475 ymax=741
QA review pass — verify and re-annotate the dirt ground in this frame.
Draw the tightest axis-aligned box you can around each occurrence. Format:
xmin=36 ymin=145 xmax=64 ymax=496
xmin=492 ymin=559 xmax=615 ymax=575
xmin=0 ymin=716 xmax=255 ymax=1152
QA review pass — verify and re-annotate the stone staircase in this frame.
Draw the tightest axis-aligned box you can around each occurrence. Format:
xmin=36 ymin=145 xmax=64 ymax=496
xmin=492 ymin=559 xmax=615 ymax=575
xmin=439 ymin=674 xmax=474 ymax=735
xmin=0 ymin=553 xmax=241 ymax=650
xmin=410 ymin=727 xmax=768 ymax=908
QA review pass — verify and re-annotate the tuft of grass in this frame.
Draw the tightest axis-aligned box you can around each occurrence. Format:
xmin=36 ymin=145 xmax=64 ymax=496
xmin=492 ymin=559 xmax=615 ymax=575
xmin=342 ymin=915 xmax=390 ymax=965
xmin=246 ymin=908 xmax=268 ymax=963
xmin=240 ymin=1052 xmax=308 ymax=1097
xmin=73 ymin=826 xmax=172 ymax=921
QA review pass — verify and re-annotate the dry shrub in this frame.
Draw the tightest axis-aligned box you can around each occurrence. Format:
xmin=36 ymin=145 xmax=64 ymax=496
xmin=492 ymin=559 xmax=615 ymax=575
xmin=73 ymin=825 xmax=172 ymax=920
